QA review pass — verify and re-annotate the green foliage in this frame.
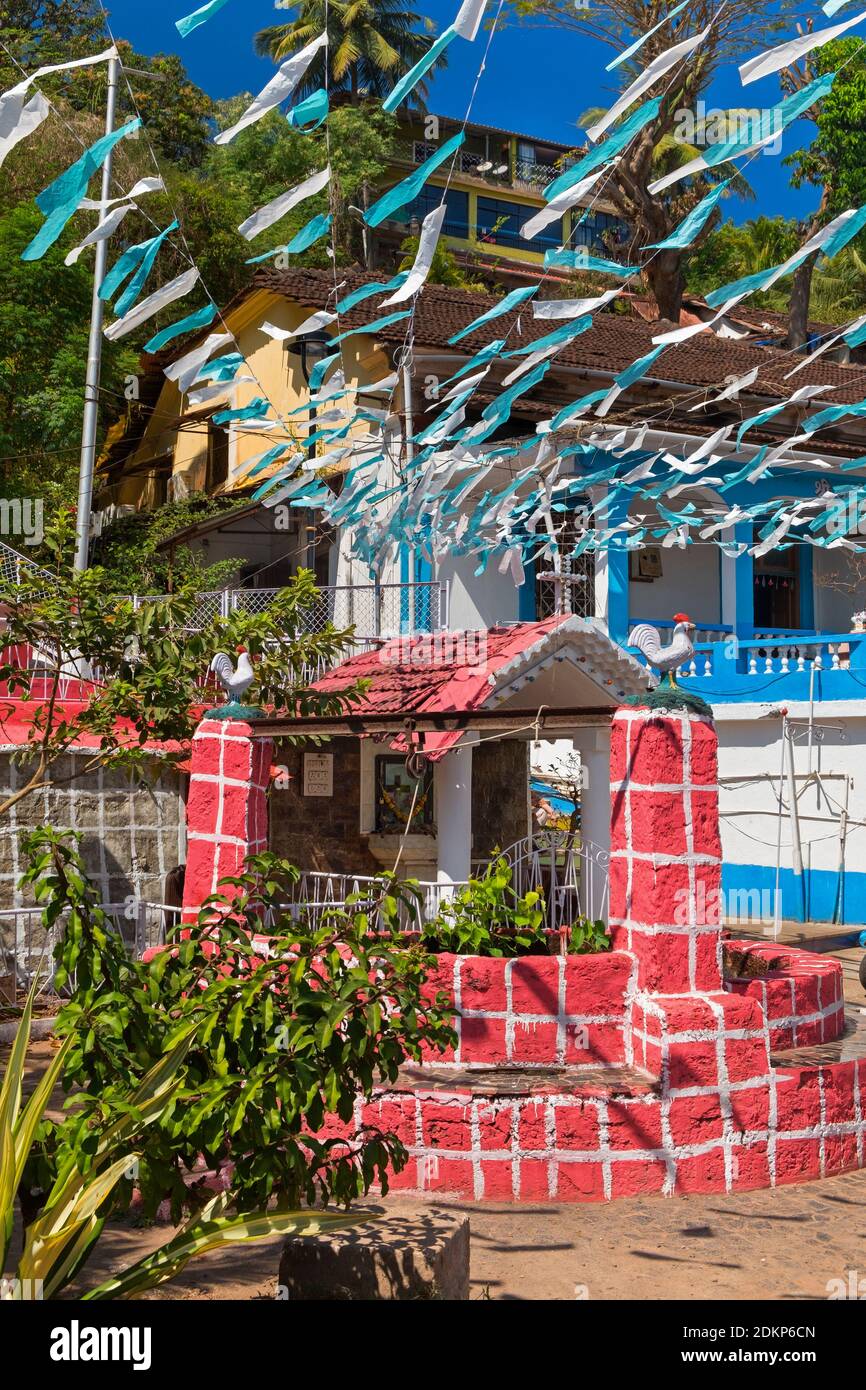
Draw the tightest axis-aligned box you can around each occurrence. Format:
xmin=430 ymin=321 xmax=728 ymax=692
xmin=566 ymin=916 xmax=610 ymax=955
xmin=255 ymin=0 xmax=444 ymax=103
xmin=685 ymin=215 xmax=801 ymax=308
xmin=91 ymin=492 xmax=250 ymax=594
xmin=0 ymin=508 xmax=365 ymax=814
xmin=424 ymin=857 xmax=548 ymax=957
xmin=1 ymin=980 xmax=369 ymax=1300
xmin=399 ymin=232 xmax=486 ymax=291
xmin=0 ymin=205 xmax=138 ymax=503
xmin=786 ymin=39 xmax=866 ymax=218
xmin=20 ymin=834 xmax=456 ymax=1222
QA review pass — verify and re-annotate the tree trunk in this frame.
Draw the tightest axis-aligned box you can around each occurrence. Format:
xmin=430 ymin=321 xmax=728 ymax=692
xmin=643 ymin=249 xmax=685 ymax=323
xmin=786 ymin=251 xmax=818 ymax=351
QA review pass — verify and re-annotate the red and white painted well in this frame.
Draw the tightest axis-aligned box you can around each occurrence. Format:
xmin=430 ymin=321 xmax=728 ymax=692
xmin=182 ymin=704 xmax=865 ymax=1202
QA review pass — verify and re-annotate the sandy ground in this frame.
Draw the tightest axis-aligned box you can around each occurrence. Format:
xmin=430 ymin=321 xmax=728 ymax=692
xmin=50 ymin=1166 xmax=864 ymax=1301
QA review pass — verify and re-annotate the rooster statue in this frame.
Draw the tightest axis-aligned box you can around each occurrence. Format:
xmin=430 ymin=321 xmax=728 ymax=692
xmin=629 ymin=613 xmax=696 ymax=688
xmin=208 ymin=646 xmax=259 ymax=719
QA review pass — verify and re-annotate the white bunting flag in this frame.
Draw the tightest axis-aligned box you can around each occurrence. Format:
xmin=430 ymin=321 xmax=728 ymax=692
xmin=65 ymin=204 xmax=136 ymax=266
xmin=0 ymin=89 xmax=49 ymax=170
xmin=586 ymin=23 xmax=712 ymax=142
xmin=521 ymin=164 xmax=616 ymax=241
xmin=453 ymin=0 xmax=488 ymax=41
xmin=740 ymin=9 xmax=866 ymax=85
xmin=238 ymin=166 xmax=331 ymax=241
xmin=214 ymin=32 xmax=329 ymax=145
xmin=104 ymin=268 xmax=201 ymax=341
xmin=380 ymin=205 xmax=446 ymax=304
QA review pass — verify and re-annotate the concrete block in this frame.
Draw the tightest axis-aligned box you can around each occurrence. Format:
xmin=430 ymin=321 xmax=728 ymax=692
xmin=278 ymin=1203 xmax=470 ymax=1300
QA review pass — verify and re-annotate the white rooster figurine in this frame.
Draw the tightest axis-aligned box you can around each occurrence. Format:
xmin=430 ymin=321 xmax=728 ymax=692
xmin=210 ymin=646 xmax=256 ymax=704
xmin=629 ymin=613 xmax=696 ymax=687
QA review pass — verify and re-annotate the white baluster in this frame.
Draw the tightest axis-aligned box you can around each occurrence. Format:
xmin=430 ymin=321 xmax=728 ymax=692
xmin=831 ymin=646 xmax=840 ymax=670
xmin=764 ymin=654 xmax=773 ymax=674
xmin=780 ymin=652 xmax=789 ymax=673
xmin=749 ymin=653 xmax=758 ymax=675
xmin=814 ymin=650 xmax=823 ymax=672
xmin=703 ymin=655 xmax=712 ymax=677
xmin=797 ymin=653 xmax=805 ymax=672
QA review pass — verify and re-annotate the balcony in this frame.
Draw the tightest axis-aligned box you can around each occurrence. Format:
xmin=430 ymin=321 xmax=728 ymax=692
xmin=0 ymin=582 xmax=450 ymax=697
xmin=627 ymin=620 xmax=866 ymax=703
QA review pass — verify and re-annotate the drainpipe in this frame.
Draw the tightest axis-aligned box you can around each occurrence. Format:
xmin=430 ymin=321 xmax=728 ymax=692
xmin=832 ymin=774 xmax=850 ymax=925
xmin=785 ymin=716 xmax=806 ymax=923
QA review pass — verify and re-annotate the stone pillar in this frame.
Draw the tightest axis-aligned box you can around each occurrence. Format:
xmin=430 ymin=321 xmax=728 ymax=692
xmin=572 ymin=727 xmax=610 ymax=922
xmin=435 ymin=744 xmax=473 ymax=888
xmin=182 ymin=717 xmax=273 ymax=923
xmin=608 ymin=705 xmax=722 ymax=995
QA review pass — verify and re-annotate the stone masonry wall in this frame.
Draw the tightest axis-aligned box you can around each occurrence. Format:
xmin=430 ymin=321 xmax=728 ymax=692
xmin=0 ymin=749 xmax=186 ymax=941
xmin=471 ymin=739 xmax=530 ymax=859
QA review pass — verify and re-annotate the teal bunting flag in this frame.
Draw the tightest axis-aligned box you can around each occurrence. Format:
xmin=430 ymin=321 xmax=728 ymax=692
xmin=286 ymin=88 xmax=329 ymax=132
xmin=107 ymin=221 xmax=179 ymax=318
xmin=22 ymin=116 xmax=141 ymax=261
xmin=440 ymin=338 xmax=507 ymax=384
xmin=364 ymin=132 xmax=465 ymax=226
xmin=212 ymin=397 xmax=269 ymax=425
xmin=544 ymin=249 xmax=639 ymax=275
xmin=143 ymin=302 xmax=218 ymax=353
xmin=448 ymin=284 xmax=539 ymax=345
xmin=245 ymin=213 xmax=333 ymax=263
xmin=309 ymin=351 xmax=340 ymax=391
xmin=509 ymin=314 xmax=593 ymax=356
xmin=382 ymin=26 xmax=457 ymax=112
xmin=176 ymin=0 xmax=232 ymax=37
xmin=192 ymin=352 xmax=244 ymax=383
xmin=544 ymin=99 xmax=661 ymax=201
xmin=327 ymin=310 xmax=412 ymax=346
xmin=648 ymin=178 xmax=732 ymax=250
xmin=335 ymin=273 xmax=408 ymax=312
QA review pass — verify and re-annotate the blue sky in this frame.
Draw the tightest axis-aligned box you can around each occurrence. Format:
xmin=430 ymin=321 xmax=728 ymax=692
xmin=105 ymin=0 xmax=820 ymax=224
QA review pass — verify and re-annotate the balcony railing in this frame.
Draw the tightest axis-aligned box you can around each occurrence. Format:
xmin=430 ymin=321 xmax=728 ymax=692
xmin=627 ymin=628 xmax=866 ymax=701
xmin=0 ymin=582 xmax=450 ymax=697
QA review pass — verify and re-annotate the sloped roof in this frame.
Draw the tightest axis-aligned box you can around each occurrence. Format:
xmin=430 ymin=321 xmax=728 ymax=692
xmin=311 ymin=616 xmax=650 ymax=756
xmin=249 ymin=266 xmax=866 ymax=407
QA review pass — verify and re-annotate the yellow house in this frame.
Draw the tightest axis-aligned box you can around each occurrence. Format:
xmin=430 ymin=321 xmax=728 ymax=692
xmin=371 ymin=111 xmax=630 ymax=287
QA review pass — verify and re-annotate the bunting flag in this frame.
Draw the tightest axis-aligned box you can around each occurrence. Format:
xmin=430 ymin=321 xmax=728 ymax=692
xmin=214 ymin=31 xmax=328 ymax=145
xmin=143 ymin=301 xmax=219 ymax=353
xmin=448 ymin=284 xmax=538 ymax=344
xmin=238 ymin=166 xmax=331 ymax=240
xmin=587 ymin=23 xmax=712 ymax=142
xmin=327 ymin=310 xmax=412 ymax=346
xmin=740 ymin=9 xmax=866 ymax=85
xmin=521 ymin=164 xmax=615 ymax=241
xmin=99 ymin=221 xmax=179 ymax=317
xmin=532 ymin=287 xmax=623 ymax=319
xmin=286 ymin=88 xmax=329 ymax=132
xmin=104 ymin=267 xmax=201 ymax=341
xmin=0 ymin=89 xmax=48 ymax=171
xmin=365 ymin=131 xmax=466 ymax=226
xmin=176 ymin=0 xmax=232 ymax=37
xmin=383 ymin=26 xmax=457 ymax=112
xmin=165 ymin=333 xmax=234 ymax=391
xmin=607 ymin=0 xmax=689 ymax=70
xmin=335 ymin=273 xmax=408 ymax=312
xmin=245 ymin=212 xmax=333 ymax=262
xmin=380 ymin=205 xmax=446 ymax=303
xmin=545 ymin=99 xmax=661 ymax=200
xmin=544 ymin=248 xmax=639 ymax=275
xmin=22 ymin=116 xmax=141 ymax=261
xmin=79 ymin=176 xmax=165 ymax=211
xmin=648 ymin=72 xmax=836 ymax=193
xmin=65 ymin=203 xmax=135 ymax=266
xmin=454 ymin=0 xmax=488 ymax=41
xmin=648 ymin=178 xmax=732 ymax=250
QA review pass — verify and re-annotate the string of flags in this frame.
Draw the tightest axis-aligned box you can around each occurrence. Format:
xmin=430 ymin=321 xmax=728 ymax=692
xmin=10 ymin=1 xmax=866 ymax=575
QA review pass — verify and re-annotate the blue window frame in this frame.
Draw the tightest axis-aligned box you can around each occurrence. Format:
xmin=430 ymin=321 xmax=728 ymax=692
xmin=477 ymin=195 xmax=563 ymax=252
xmin=399 ymin=187 xmax=470 ymax=240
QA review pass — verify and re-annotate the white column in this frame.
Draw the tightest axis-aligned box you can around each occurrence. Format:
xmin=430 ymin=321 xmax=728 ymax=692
xmin=572 ymin=727 xmax=611 ymax=922
xmin=435 ymin=744 xmax=474 ymax=888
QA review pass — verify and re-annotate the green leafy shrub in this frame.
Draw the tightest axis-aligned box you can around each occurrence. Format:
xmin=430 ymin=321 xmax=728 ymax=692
xmin=566 ymin=917 xmax=611 ymax=955
xmin=20 ymin=834 xmax=456 ymax=1223
xmin=422 ymin=858 xmax=549 ymax=957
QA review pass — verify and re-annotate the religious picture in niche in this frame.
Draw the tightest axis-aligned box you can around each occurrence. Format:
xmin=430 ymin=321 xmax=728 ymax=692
xmin=375 ymin=755 xmax=434 ymax=834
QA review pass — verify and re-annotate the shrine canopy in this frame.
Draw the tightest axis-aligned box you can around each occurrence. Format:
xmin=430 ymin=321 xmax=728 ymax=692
xmin=309 ymin=616 xmax=653 ymax=758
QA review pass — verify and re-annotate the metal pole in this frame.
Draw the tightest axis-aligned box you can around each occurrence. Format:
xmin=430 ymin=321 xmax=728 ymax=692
xmin=74 ymin=53 xmax=119 ymax=572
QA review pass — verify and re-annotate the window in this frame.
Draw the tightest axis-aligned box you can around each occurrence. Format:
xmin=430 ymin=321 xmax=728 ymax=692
xmin=477 ymin=195 xmax=562 ymax=251
xmin=400 ymin=187 xmax=470 ymax=240
xmin=572 ymin=209 xmax=631 ymax=255
xmin=754 ymin=537 xmax=800 ymax=630
xmin=206 ymin=421 xmax=229 ymax=493
xmin=535 ymin=499 xmax=595 ymax=620
xmin=374 ymin=755 xmax=434 ymax=834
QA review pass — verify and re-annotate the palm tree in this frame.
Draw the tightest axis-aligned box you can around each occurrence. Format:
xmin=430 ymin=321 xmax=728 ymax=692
xmin=254 ymin=0 xmax=447 ymax=104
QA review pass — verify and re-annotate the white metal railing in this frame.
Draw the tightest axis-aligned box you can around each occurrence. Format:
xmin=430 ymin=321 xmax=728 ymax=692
xmin=1 ymin=900 xmax=180 ymax=996
xmin=282 ymin=833 xmax=609 ymax=936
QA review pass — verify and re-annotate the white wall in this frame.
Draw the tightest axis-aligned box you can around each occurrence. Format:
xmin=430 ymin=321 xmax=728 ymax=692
xmin=812 ymin=548 xmax=862 ymax=634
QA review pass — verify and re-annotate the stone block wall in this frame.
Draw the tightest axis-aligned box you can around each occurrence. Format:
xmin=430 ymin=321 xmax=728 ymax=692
xmin=0 ymin=749 xmax=186 ymax=924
